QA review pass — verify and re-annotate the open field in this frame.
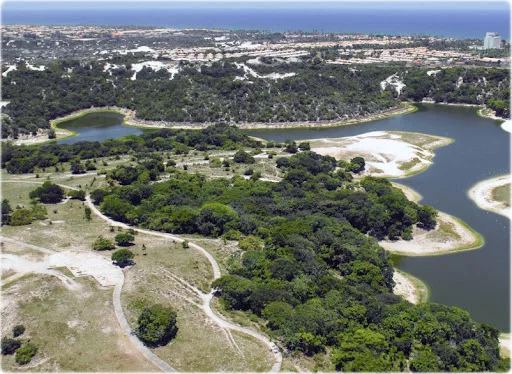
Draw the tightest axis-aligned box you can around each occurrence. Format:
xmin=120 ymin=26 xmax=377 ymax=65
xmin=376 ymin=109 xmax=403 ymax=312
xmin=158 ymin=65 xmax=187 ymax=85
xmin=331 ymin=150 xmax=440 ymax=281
xmin=1 ymin=176 xmax=276 ymax=372
xmin=1 ymin=244 xmax=154 ymax=372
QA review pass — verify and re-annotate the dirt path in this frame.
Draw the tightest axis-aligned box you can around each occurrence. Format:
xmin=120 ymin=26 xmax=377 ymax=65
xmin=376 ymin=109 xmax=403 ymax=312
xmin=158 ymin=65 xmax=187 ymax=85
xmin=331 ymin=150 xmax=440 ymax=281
xmin=0 ymin=236 xmax=176 ymax=372
xmin=84 ymin=195 xmax=282 ymax=372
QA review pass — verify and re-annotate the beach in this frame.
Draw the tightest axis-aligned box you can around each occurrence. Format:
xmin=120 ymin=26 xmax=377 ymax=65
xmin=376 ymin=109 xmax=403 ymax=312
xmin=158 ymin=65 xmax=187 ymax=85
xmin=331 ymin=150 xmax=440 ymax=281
xmin=468 ymin=174 xmax=511 ymax=219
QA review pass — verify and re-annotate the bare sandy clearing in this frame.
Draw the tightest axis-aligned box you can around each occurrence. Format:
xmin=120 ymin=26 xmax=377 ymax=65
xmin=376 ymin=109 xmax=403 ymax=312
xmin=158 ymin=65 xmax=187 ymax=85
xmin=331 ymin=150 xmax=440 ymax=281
xmin=468 ymin=174 xmax=511 ymax=219
xmin=307 ymin=131 xmax=452 ymax=178
xmin=393 ymin=270 xmax=428 ymax=304
xmin=380 ymin=211 xmax=482 ymax=256
xmin=1 ymin=238 xmax=123 ymax=287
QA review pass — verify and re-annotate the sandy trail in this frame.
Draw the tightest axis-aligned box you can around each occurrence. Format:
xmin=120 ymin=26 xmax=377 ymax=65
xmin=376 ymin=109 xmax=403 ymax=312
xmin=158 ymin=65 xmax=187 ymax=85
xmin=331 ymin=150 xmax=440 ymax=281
xmin=1 ymin=236 xmax=177 ymax=372
xmin=468 ymin=174 xmax=511 ymax=219
xmin=85 ymin=195 xmax=282 ymax=372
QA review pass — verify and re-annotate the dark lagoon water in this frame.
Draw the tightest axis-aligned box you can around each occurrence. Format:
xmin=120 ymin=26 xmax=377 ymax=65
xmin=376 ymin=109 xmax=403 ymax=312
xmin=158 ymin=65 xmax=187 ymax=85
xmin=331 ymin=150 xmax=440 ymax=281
xmin=57 ymin=111 xmax=142 ymax=145
xmin=246 ymin=104 xmax=510 ymax=331
xmin=56 ymin=104 xmax=510 ymax=331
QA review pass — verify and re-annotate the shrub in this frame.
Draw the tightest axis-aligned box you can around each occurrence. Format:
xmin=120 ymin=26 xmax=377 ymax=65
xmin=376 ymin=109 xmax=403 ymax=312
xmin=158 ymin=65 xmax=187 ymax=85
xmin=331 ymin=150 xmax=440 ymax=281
xmin=29 ymin=181 xmax=64 ymax=203
xmin=233 ymin=151 xmax=255 ymax=164
xmin=30 ymin=203 xmax=47 ymax=220
xmin=112 ymin=249 xmax=134 ymax=268
xmin=136 ymin=305 xmax=178 ymax=347
xmin=12 ymin=325 xmax=25 ymax=338
xmin=115 ymin=232 xmax=135 ymax=246
xmin=14 ymin=343 xmax=38 ymax=365
xmin=68 ymin=190 xmax=86 ymax=201
xmin=10 ymin=208 xmax=33 ymax=226
xmin=93 ymin=236 xmax=115 ymax=251
xmin=1 ymin=338 xmax=21 ymax=355
xmin=239 ymin=235 xmax=264 ymax=251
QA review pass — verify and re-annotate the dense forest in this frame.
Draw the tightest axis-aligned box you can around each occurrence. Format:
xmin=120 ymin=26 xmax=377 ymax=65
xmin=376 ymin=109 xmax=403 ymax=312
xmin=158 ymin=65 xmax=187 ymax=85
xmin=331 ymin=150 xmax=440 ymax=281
xmin=2 ymin=123 xmax=508 ymax=371
xmin=1 ymin=58 xmax=509 ymax=138
xmin=86 ymin=148 xmax=507 ymax=372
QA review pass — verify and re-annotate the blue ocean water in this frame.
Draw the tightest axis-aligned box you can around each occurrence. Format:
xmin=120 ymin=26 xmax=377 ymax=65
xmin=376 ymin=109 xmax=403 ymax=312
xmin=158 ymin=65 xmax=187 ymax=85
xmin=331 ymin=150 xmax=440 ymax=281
xmin=2 ymin=2 xmax=510 ymax=40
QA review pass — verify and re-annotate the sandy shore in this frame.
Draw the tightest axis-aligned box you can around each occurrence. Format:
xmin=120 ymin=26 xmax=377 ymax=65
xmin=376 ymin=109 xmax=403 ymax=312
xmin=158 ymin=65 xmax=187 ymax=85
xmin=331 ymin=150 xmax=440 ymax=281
xmin=468 ymin=175 xmax=511 ymax=219
xmin=501 ymin=120 xmax=512 ymax=133
xmin=380 ymin=184 xmax=483 ymax=256
xmin=114 ymin=103 xmax=416 ymax=131
xmin=500 ymin=333 xmax=511 ymax=359
xmin=3 ymin=103 xmax=417 ymax=145
xmin=393 ymin=269 xmax=428 ymax=304
xmin=307 ymin=131 xmax=452 ymax=179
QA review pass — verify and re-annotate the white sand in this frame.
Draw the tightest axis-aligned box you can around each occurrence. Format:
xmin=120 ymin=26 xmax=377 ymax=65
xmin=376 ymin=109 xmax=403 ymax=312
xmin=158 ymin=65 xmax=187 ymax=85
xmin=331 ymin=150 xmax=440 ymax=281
xmin=393 ymin=271 xmax=422 ymax=304
xmin=468 ymin=175 xmax=511 ymax=219
xmin=380 ymin=210 xmax=480 ymax=256
xmin=500 ymin=333 xmax=511 ymax=359
xmin=308 ymin=131 xmax=451 ymax=178
xmin=380 ymin=74 xmax=406 ymax=95
xmin=234 ymin=62 xmax=296 ymax=81
xmin=2 ymin=65 xmax=16 ymax=77
xmin=1 ymin=250 xmax=123 ymax=288
xmin=130 ymin=61 xmax=180 ymax=81
xmin=426 ymin=70 xmax=441 ymax=76
xmin=501 ymin=120 xmax=512 ymax=133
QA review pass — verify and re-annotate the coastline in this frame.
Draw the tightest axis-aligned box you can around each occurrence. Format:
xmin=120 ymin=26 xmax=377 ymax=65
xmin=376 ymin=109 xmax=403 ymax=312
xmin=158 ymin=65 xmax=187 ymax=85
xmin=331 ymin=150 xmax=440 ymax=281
xmin=393 ymin=269 xmax=429 ymax=304
xmin=381 ymin=184 xmax=484 ymax=257
xmin=468 ymin=174 xmax=511 ymax=219
xmin=2 ymin=102 xmax=417 ymax=146
xmin=420 ymin=100 xmax=508 ymax=123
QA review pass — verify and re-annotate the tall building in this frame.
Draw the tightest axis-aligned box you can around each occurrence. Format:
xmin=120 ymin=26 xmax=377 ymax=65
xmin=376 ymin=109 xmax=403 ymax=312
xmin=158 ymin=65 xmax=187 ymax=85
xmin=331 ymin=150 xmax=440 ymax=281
xmin=484 ymin=32 xmax=502 ymax=49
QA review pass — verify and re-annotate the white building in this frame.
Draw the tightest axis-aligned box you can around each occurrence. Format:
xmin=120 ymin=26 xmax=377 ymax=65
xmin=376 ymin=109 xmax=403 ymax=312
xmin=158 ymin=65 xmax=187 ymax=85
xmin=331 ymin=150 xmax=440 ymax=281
xmin=484 ymin=32 xmax=502 ymax=50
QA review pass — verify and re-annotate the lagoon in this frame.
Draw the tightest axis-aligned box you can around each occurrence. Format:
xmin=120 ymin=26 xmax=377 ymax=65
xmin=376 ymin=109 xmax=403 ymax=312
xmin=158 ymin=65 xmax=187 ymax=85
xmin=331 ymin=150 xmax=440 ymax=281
xmin=54 ymin=104 xmax=511 ymax=330
xmin=57 ymin=111 xmax=142 ymax=145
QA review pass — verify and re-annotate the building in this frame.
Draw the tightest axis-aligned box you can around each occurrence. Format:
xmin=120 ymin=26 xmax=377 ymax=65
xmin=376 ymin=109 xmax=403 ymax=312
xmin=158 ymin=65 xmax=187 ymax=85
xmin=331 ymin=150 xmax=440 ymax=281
xmin=484 ymin=32 xmax=502 ymax=50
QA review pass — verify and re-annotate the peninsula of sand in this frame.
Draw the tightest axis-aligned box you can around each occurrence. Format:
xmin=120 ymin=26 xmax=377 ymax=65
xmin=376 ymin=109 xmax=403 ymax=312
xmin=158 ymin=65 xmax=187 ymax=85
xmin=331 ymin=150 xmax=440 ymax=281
xmin=305 ymin=131 xmax=482 ymax=256
xmin=468 ymin=175 xmax=511 ymax=219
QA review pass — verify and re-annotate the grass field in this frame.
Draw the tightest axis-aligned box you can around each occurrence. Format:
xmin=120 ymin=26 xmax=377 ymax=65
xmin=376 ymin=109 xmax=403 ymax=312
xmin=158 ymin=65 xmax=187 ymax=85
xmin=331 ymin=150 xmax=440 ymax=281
xmin=492 ymin=184 xmax=511 ymax=207
xmin=1 ymin=174 xmax=275 ymax=372
xmin=1 ymin=259 xmax=154 ymax=372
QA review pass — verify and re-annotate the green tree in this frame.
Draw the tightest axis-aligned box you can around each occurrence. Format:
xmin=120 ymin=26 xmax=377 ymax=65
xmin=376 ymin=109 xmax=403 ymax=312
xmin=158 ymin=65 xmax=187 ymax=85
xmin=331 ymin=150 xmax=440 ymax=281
xmin=93 ymin=236 xmax=115 ymax=251
xmin=2 ymin=199 xmax=12 ymax=224
xmin=14 ymin=343 xmax=38 ymax=365
xmin=29 ymin=181 xmax=64 ymax=203
xmin=115 ymin=232 xmax=135 ymax=246
xmin=10 ymin=208 xmax=33 ymax=226
xmin=410 ymin=347 xmax=442 ymax=372
xmin=111 ymin=249 xmax=135 ymax=267
xmin=417 ymin=205 xmax=438 ymax=230
xmin=233 ymin=150 xmax=255 ymax=164
xmin=349 ymin=156 xmax=366 ymax=173
xmin=1 ymin=338 xmax=21 ymax=355
xmin=12 ymin=325 xmax=25 ymax=338
xmin=136 ymin=305 xmax=178 ymax=347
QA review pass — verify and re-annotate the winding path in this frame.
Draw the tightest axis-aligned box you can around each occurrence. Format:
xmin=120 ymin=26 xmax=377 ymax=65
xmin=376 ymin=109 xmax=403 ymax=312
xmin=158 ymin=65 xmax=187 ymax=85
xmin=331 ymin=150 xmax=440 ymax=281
xmin=0 ymin=236 xmax=176 ymax=372
xmin=85 ymin=196 xmax=283 ymax=372
xmin=4 ymin=179 xmax=282 ymax=371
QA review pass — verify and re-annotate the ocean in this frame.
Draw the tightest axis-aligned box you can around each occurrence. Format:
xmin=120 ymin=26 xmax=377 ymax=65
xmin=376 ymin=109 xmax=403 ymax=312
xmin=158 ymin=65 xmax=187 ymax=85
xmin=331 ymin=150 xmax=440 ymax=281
xmin=2 ymin=2 xmax=510 ymax=40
